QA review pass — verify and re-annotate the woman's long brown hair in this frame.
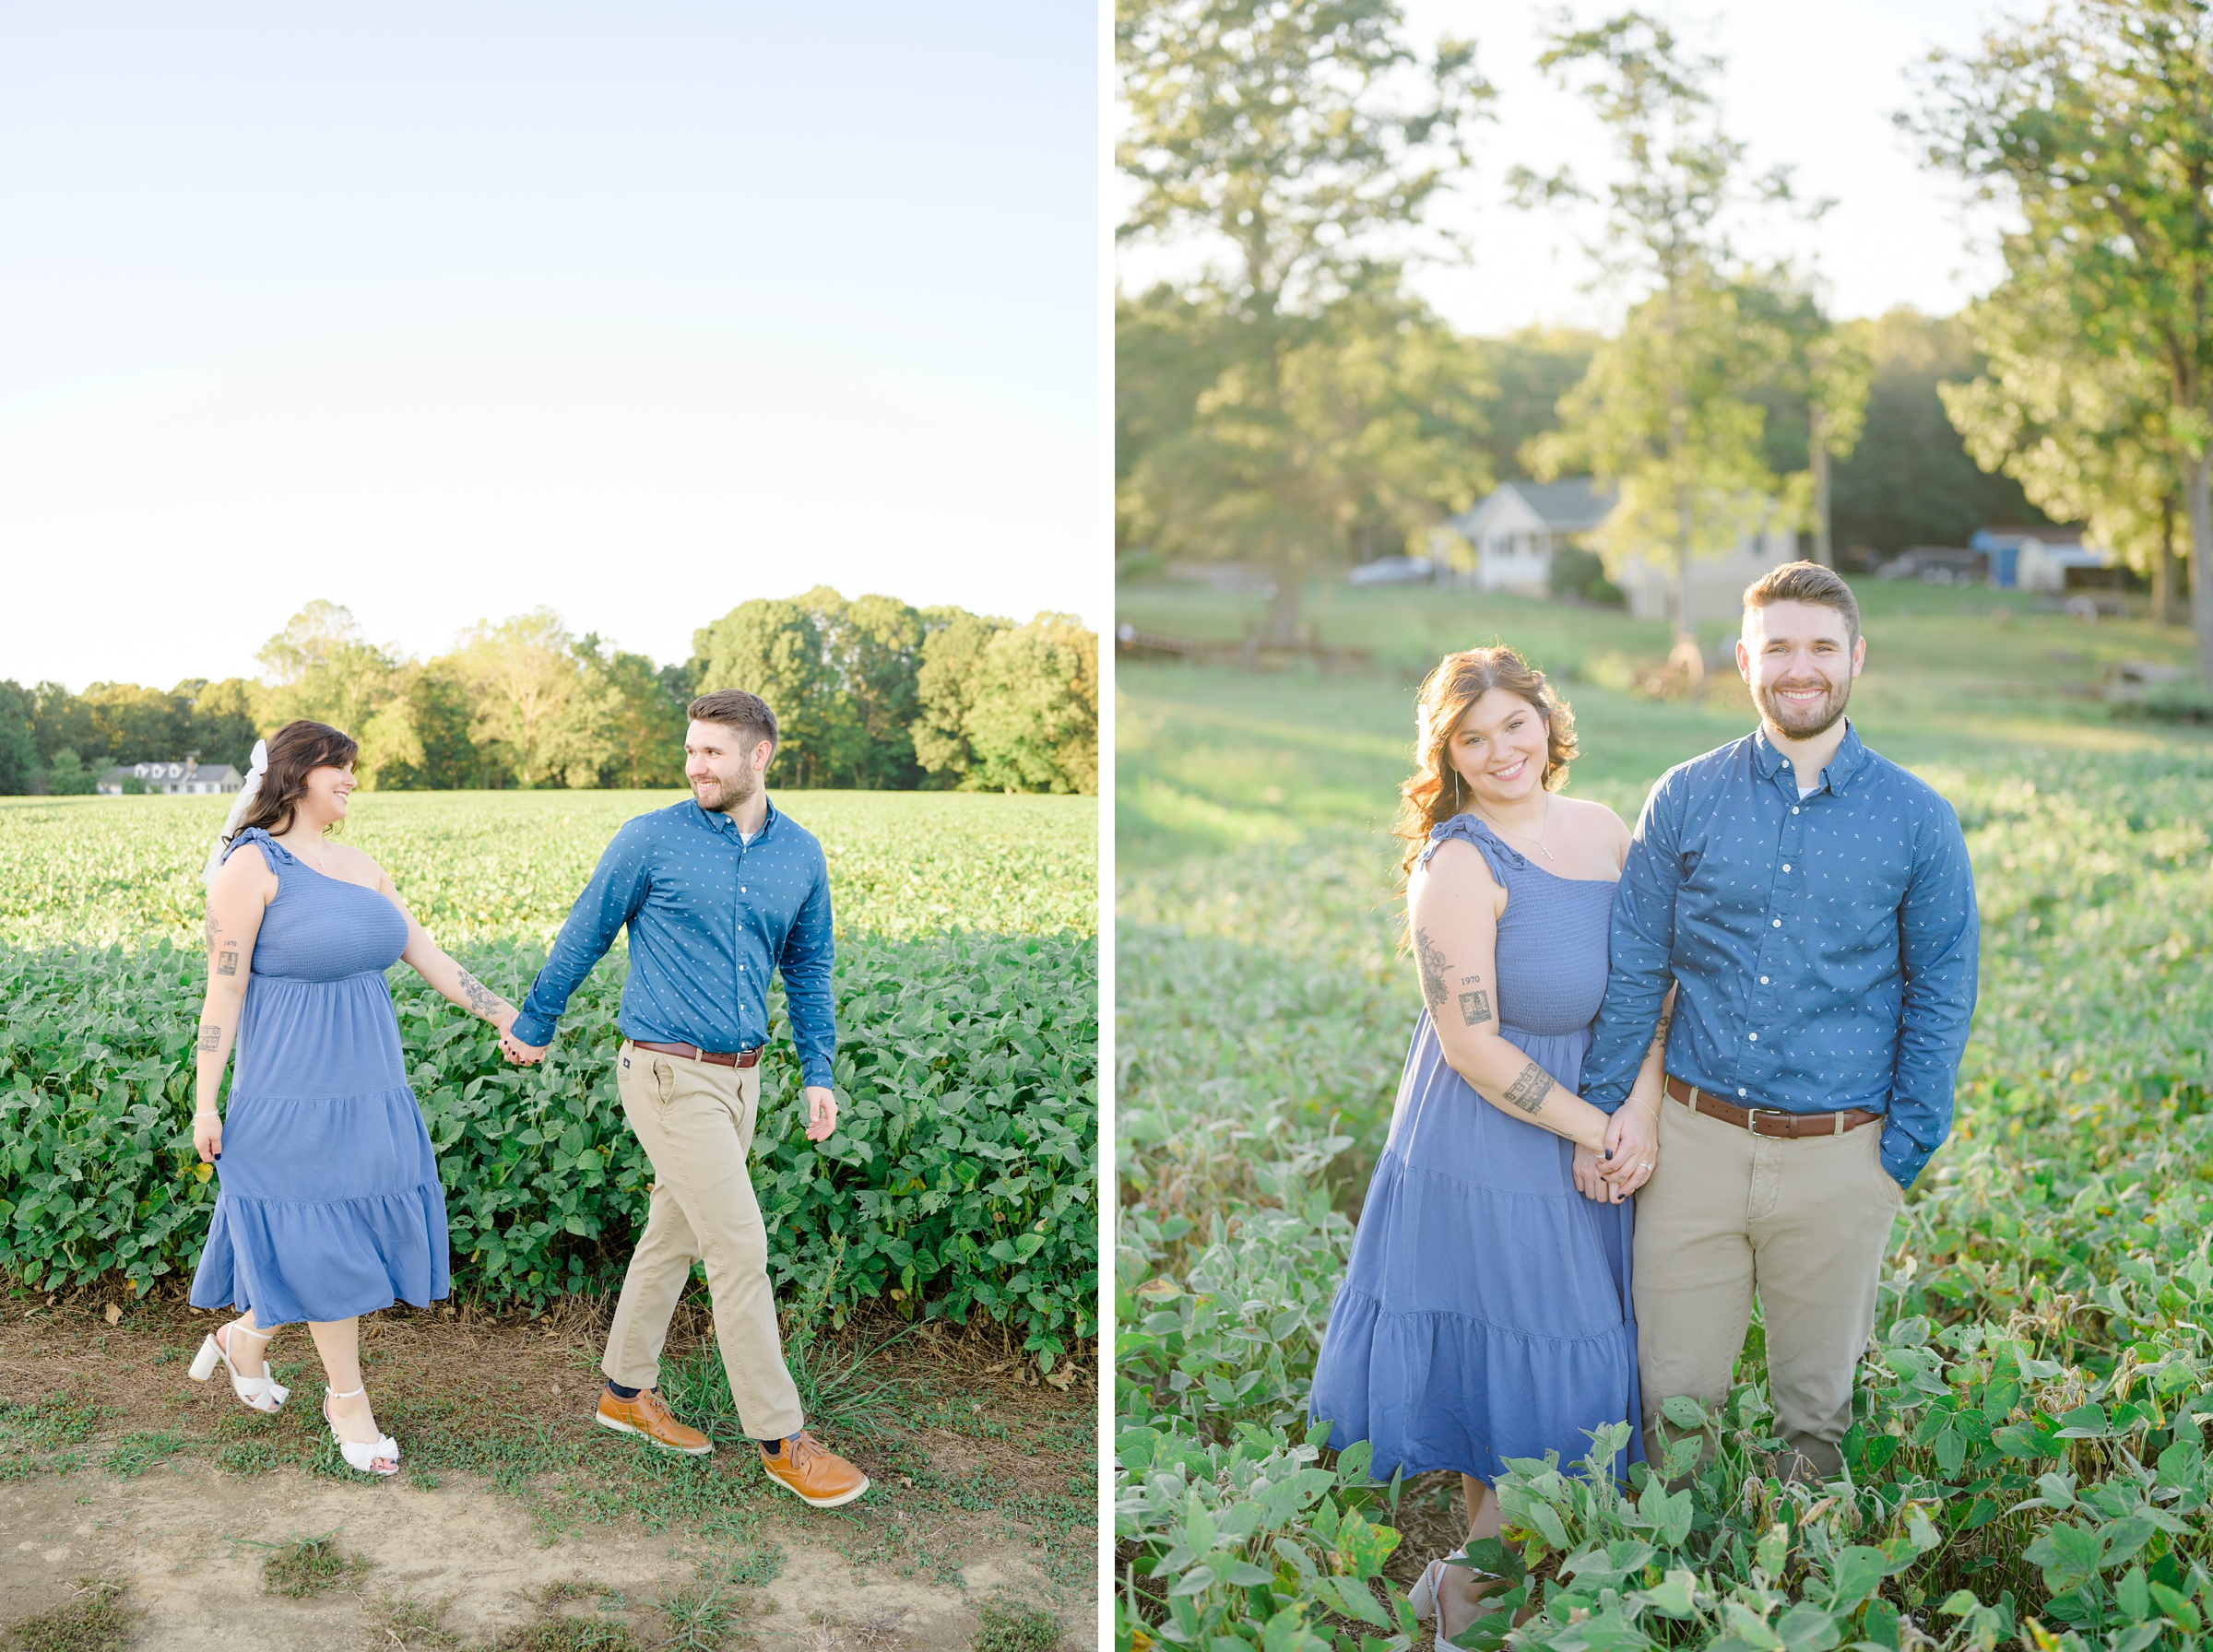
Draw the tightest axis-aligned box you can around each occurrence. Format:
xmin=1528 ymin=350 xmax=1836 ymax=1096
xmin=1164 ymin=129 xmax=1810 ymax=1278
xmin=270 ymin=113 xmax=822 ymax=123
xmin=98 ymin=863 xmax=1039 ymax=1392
xmin=1392 ymin=647 xmax=1578 ymax=877
xmin=233 ymin=720 xmax=360 ymax=840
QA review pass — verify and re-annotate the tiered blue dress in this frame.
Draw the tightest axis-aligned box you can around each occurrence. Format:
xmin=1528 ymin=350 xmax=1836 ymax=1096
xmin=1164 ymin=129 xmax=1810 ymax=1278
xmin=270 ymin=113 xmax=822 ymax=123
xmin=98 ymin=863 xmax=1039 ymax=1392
xmin=188 ymin=828 xmax=451 ymax=1327
xmin=1308 ymin=814 xmax=1642 ymax=1483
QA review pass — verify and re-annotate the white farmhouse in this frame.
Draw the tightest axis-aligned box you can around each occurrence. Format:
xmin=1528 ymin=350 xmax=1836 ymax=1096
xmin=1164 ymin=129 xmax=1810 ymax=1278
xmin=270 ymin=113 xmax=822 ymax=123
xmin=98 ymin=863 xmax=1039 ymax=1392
xmin=1444 ymin=478 xmax=1800 ymax=621
xmin=97 ymin=756 xmax=245 ymax=796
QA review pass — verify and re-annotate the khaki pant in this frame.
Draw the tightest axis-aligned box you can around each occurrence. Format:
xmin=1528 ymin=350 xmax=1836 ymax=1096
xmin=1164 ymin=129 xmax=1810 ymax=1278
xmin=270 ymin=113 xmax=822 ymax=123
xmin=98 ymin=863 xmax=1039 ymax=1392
xmin=601 ymin=1043 xmax=804 ymax=1442
xmin=1634 ymin=1092 xmax=1902 ymax=1478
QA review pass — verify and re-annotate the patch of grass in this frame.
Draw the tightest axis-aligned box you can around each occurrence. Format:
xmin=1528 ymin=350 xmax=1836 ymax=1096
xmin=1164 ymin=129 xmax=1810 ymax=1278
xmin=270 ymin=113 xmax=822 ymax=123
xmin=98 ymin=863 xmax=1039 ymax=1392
xmin=99 ymin=1429 xmax=186 ymax=1478
xmin=494 ymin=1611 xmax=645 ymax=1652
xmin=655 ymin=1578 xmax=749 ymax=1651
xmin=0 ymin=1576 xmax=138 ymax=1652
xmin=971 ymin=1597 xmax=1063 ymax=1652
xmin=212 ymin=1436 xmax=289 ymax=1475
xmin=701 ymin=1543 xmax=785 ymax=1588
xmin=361 ymin=1594 xmax=462 ymax=1650
xmin=0 ymin=1394 xmax=101 ymax=1450
xmin=255 ymin=1532 xmax=370 ymax=1598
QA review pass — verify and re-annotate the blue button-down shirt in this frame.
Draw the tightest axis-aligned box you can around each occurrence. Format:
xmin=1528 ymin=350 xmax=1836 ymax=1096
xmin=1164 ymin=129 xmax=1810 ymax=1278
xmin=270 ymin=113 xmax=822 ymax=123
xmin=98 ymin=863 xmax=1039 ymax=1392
xmin=509 ymin=797 xmax=836 ymax=1087
xmin=1581 ymin=723 xmax=1978 ymax=1188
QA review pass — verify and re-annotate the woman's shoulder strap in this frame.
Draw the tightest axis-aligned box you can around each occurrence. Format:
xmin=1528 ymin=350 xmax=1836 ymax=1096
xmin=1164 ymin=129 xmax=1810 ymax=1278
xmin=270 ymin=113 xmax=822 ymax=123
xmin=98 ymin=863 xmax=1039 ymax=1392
xmin=1418 ymin=812 xmax=1529 ymax=881
xmin=221 ymin=826 xmax=294 ymax=871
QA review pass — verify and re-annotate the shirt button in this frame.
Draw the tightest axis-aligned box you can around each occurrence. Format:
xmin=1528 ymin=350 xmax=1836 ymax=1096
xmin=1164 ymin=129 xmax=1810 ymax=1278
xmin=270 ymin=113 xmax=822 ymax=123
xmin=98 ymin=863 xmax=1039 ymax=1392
xmin=1759 ymin=975 xmax=1769 ymax=985
xmin=1781 ymin=863 xmax=1792 ymax=872
xmin=1748 ymin=1032 xmax=1757 ymax=1041
xmin=1738 ymin=1088 xmax=1747 ymax=1097
xmin=1771 ymin=918 xmax=1781 ymax=927
xmin=1793 ymin=806 xmax=1801 ymax=815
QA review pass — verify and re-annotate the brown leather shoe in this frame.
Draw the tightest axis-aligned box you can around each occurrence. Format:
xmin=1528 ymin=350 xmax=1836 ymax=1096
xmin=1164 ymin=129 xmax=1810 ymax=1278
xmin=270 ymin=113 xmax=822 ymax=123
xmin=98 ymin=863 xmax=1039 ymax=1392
xmin=758 ymin=1430 xmax=869 ymax=1507
xmin=595 ymin=1386 xmax=712 ymax=1456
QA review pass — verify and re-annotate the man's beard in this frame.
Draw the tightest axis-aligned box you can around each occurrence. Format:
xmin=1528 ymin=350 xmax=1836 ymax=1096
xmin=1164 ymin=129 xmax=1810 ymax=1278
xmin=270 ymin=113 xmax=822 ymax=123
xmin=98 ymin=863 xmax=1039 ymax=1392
xmin=1755 ymin=674 xmax=1852 ymax=740
xmin=692 ymin=768 xmax=758 ymax=812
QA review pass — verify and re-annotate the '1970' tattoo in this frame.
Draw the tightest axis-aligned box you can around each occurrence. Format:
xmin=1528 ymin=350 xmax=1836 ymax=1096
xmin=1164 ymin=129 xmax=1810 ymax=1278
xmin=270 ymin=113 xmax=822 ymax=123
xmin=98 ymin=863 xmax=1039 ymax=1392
xmin=196 ymin=1023 xmax=222 ymax=1053
xmin=1501 ymin=1060 xmax=1553 ymax=1115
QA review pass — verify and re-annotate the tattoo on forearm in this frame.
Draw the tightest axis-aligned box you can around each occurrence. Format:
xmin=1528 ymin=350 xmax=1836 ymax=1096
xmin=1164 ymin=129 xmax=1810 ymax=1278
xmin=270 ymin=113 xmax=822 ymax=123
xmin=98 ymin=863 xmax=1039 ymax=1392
xmin=196 ymin=1023 xmax=222 ymax=1053
xmin=456 ymin=968 xmax=510 ymax=1021
xmin=1648 ymin=1002 xmax=1674 ymax=1056
xmin=1501 ymin=1061 xmax=1554 ymax=1115
xmin=216 ymin=948 xmax=239 ymax=977
xmin=1414 ymin=926 xmax=1450 ymax=1011
xmin=1459 ymin=988 xmax=1492 ymax=1026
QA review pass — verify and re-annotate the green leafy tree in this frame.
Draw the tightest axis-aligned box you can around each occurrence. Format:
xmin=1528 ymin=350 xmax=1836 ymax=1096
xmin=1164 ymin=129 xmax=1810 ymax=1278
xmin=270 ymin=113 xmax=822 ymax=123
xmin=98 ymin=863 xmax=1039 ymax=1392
xmin=44 ymin=749 xmax=97 ymax=796
xmin=176 ymin=678 xmax=262 ymax=771
xmin=964 ymin=616 xmax=1099 ymax=796
xmin=0 ymin=681 xmax=38 ymax=795
xmin=1117 ymin=0 xmax=1493 ymax=642
xmin=256 ymin=601 xmax=403 ymax=736
xmin=1475 ymin=327 xmax=1602 ymax=481
xmin=1518 ymin=12 xmax=1817 ymax=654
xmin=1943 ymin=266 xmax=2192 ymax=621
xmin=80 ymin=683 xmax=186 ymax=764
xmin=824 ymin=592 xmax=926 ymax=789
xmin=449 ymin=609 xmax=589 ymax=788
xmin=913 ymin=608 xmax=1013 ymax=787
xmin=1912 ymin=0 xmax=2213 ymax=681
xmin=583 ymin=643 xmax=687 ymax=789
xmin=1828 ymin=309 xmax=2048 ymax=557
xmin=692 ymin=597 xmax=840 ymax=788
xmin=30 ymin=682 xmax=97 ymax=766
xmin=356 ymin=664 xmax=497 ymax=791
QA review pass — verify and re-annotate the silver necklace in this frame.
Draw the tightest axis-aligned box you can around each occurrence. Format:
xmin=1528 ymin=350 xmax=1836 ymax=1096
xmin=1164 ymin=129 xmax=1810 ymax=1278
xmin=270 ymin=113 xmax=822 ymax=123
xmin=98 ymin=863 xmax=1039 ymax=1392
xmin=1477 ymin=792 xmax=1556 ymax=862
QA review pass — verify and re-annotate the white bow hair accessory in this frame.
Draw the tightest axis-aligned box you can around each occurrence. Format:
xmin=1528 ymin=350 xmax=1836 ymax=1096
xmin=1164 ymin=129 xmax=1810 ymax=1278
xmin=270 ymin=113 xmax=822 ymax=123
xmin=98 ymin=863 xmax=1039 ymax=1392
xmin=201 ymin=738 xmax=270 ymax=886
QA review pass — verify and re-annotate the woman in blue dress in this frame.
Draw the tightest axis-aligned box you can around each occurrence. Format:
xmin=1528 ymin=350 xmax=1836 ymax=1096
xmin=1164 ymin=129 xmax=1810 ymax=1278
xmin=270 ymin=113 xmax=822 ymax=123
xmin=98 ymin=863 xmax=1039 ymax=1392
xmin=185 ymin=720 xmax=524 ymax=1475
xmin=1308 ymin=648 xmax=1671 ymax=1636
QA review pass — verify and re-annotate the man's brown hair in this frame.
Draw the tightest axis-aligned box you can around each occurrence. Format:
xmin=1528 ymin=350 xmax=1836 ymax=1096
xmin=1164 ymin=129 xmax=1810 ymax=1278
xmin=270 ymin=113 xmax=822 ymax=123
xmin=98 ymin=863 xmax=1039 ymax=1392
xmin=1743 ymin=560 xmax=1861 ymax=647
xmin=687 ymin=689 xmax=778 ymax=752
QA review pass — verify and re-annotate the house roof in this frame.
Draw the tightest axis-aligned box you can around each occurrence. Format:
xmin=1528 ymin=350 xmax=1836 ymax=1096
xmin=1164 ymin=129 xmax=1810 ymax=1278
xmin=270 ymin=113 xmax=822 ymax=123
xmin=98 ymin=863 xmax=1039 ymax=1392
xmin=1450 ymin=478 xmax=1619 ymax=537
xmin=99 ymin=760 xmax=244 ymax=785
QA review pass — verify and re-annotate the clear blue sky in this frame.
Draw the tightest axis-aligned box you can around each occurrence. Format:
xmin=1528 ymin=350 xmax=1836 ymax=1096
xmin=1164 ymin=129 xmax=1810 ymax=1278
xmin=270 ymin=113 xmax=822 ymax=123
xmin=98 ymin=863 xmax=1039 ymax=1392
xmin=1 ymin=3 xmax=1099 ymax=690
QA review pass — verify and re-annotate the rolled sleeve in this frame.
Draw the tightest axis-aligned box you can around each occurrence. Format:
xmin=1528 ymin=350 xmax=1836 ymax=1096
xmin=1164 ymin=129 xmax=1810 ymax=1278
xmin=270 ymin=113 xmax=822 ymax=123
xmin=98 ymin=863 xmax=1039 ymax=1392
xmin=1582 ymin=774 xmax=1685 ymax=1109
xmin=776 ymin=866 xmax=837 ymax=1089
xmin=1882 ymin=801 xmax=1980 ymax=1188
xmin=510 ymin=827 xmax=650 ymax=1047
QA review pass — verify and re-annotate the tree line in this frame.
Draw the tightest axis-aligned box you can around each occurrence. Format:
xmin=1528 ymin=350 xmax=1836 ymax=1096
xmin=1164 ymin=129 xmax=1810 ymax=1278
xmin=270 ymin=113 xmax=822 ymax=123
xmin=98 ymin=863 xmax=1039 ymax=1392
xmin=0 ymin=589 xmax=1097 ymax=796
xmin=1116 ymin=0 xmax=2207 ymax=685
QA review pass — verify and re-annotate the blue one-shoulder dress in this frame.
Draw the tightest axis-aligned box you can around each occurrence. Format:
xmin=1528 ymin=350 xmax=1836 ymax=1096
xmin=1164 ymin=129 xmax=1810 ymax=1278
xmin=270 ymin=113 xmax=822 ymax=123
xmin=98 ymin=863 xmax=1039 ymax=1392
xmin=188 ymin=828 xmax=452 ymax=1327
xmin=1308 ymin=814 xmax=1642 ymax=1483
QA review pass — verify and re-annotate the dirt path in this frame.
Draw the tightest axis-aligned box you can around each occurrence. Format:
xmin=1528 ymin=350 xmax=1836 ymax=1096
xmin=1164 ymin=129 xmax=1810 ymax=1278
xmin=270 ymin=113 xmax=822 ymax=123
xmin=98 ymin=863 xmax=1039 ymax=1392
xmin=1 ymin=1295 xmax=1095 ymax=1649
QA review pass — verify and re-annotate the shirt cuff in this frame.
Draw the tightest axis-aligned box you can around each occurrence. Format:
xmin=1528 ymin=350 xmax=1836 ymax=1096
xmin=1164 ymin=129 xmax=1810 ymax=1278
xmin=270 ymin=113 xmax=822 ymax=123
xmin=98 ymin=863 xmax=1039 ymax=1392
xmin=799 ymin=1060 xmax=834 ymax=1090
xmin=1878 ymin=1121 xmax=1924 ymax=1191
xmin=510 ymin=1009 xmax=556 ymax=1048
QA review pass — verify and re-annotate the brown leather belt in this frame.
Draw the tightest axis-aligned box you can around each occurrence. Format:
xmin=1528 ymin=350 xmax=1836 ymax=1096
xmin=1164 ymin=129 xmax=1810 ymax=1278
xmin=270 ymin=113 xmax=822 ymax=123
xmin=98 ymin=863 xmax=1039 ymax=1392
xmin=1664 ymin=1074 xmax=1880 ymax=1138
xmin=628 ymin=1039 xmax=762 ymax=1068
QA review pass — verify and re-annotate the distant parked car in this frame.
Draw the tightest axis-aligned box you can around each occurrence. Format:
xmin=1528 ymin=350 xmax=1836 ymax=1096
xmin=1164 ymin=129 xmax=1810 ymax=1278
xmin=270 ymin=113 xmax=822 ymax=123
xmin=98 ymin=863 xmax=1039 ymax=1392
xmin=1348 ymin=555 xmax=1437 ymax=587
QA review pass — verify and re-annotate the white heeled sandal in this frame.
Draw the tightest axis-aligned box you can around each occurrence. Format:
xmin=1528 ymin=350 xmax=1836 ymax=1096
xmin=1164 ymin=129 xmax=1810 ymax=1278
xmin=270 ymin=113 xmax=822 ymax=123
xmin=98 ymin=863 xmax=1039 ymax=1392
xmin=187 ymin=1320 xmax=289 ymax=1412
xmin=323 ymin=1386 xmax=399 ymax=1477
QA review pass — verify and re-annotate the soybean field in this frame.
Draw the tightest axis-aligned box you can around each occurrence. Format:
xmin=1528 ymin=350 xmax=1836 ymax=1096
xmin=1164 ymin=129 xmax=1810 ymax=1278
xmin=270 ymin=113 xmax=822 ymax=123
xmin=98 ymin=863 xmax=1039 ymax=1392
xmin=2 ymin=789 xmax=1097 ymax=1370
xmin=1116 ymin=580 xmax=2213 ymax=1652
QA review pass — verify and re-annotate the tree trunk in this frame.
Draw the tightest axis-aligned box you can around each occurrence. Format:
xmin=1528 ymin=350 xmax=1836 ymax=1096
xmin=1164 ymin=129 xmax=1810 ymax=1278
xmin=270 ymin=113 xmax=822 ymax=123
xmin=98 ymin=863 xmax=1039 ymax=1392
xmin=1251 ymin=572 xmax=1304 ymax=655
xmin=1810 ymin=412 xmax=1832 ymax=569
xmin=2156 ymin=492 xmax=2178 ymax=627
xmin=2189 ymin=451 xmax=2213 ymax=689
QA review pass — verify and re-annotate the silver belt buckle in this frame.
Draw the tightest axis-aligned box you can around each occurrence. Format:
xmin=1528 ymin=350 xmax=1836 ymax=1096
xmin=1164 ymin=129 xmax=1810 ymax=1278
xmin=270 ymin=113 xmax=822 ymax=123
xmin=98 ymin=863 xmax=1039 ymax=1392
xmin=1744 ymin=1105 xmax=1768 ymax=1135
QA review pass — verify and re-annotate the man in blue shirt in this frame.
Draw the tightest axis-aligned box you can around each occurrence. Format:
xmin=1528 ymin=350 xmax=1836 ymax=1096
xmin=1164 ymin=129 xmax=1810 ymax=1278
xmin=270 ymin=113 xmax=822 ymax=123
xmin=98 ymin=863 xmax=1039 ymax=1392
xmin=1582 ymin=563 xmax=1979 ymax=1481
xmin=502 ymin=688 xmax=867 ymax=1508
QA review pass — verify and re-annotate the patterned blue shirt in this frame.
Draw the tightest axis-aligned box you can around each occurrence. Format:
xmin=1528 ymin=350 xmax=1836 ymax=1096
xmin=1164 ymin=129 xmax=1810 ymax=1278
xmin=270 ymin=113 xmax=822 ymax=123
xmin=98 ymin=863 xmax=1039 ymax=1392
xmin=1581 ymin=723 xmax=1978 ymax=1188
xmin=509 ymin=797 xmax=836 ymax=1087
